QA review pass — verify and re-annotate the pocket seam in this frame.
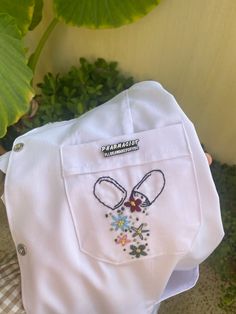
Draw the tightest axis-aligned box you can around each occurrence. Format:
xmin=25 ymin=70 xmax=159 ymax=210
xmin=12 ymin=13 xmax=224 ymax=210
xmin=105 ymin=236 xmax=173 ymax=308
xmin=60 ymin=125 xmax=201 ymax=265
xmin=61 ymin=123 xmax=190 ymax=176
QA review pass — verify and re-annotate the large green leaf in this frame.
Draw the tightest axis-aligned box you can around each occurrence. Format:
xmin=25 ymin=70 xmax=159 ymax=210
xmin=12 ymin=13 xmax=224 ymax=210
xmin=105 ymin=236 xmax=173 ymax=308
xmin=53 ymin=0 xmax=160 ymax=29
xmin=0 ymin=0 xmax=35 ymax=36
xmin=0 ymin=14 xmax=34 ymax=138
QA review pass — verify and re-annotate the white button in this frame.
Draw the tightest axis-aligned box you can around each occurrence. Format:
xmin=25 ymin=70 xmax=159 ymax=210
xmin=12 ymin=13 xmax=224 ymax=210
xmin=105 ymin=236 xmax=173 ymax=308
xmin=13 ymin=143 xmax=24 ymax=152
xmin=17 ymin=244 xmax=27 ymax=256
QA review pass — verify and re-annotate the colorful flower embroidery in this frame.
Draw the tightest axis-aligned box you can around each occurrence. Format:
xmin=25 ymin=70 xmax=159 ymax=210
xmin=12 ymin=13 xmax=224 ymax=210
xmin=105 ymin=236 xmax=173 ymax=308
xmin=124 ymin=197 xmax=142 ymax=212
xmin=131 ymin=223 xmax=149 ymax=240
xmin=129 ymin=244 xmax=147 ymax=258
xmin=116 ymin=234 xmax=131 ymax=246
xmin=111 ymin=214 xmax=130 ymax=231
xmin=93 ymin=170 xmax=166 ymax=260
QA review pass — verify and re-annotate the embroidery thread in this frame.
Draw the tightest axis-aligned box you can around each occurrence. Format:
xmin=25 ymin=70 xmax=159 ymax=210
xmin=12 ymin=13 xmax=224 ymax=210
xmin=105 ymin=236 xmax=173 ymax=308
xmin=116 ymin=234 xmax=132 ymax=246
xmin=131 ymin=223 xmax=149 ymax=240
xmin=93 ymin=176 xmax=127 ymax=210
xmin=124 ymin=197 xmax=142 ymax=212
xmin=129 ymin=244 xmax=148 ymax=258
xmin=111 ymin=214 xmax=131 ymax=231
xmin=131 ymin=170 xmax=165 ymax=207
xmin=93 ymin=169 xmax=165 ymax=260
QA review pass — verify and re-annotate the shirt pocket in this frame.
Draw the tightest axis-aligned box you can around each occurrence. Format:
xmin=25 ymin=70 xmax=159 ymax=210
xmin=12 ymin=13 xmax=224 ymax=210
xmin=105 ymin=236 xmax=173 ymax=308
xmin=60 ymin=124 xmax=201 ymax=265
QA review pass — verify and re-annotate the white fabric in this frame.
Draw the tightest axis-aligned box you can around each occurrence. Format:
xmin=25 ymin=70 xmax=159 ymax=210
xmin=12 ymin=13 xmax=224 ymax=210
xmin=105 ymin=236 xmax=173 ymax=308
xmin=0 ymin=151 xmax=10 ymax=204
xmin=0 ymin=151 xmax=10 ymax=174
xmin=1 ymin=81 xmax=224 ymax=314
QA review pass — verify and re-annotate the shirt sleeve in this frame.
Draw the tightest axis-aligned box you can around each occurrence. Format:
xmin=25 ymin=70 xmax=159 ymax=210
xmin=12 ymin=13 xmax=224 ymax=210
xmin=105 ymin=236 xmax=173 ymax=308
xmin=0 ymin=152 xmax=10 ymax=200
xmin=0 ymin=152 xmax=10 ymax=174
xmin=176 ymin=166 xmax=224 ymax=270
xmin=177 ymin=210 xmax=224 ymax=270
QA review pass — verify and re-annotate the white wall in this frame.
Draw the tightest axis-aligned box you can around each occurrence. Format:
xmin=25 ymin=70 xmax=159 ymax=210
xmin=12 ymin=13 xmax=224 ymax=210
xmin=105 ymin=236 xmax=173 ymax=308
xmin=25 ymin=0 xmax=236 ymax=164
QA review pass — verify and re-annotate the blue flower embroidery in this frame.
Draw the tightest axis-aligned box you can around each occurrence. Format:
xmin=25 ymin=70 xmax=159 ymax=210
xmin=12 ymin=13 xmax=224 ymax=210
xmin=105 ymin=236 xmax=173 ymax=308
xmin=111 ymin=214 xmax=130 ymax=231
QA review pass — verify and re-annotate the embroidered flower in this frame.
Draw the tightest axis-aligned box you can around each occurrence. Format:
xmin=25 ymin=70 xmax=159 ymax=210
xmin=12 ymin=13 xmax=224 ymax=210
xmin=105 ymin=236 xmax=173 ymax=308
xmin=124 ymin=197 xmax=142 ymax=212
xmin=116 ymin=234 xmax=131 ymax=246
xmin=131 ymin=223 xmax=149 ymax=240
xmin=129 ymin=244 xmax=147 ymax=258
xmin=111 ymin=214 xmax=130 ymax=231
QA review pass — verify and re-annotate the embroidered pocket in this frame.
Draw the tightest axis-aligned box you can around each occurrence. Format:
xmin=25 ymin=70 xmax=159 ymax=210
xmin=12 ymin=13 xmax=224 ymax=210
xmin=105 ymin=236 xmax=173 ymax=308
xmin=61 ymin=124 xmax=201 ymax=264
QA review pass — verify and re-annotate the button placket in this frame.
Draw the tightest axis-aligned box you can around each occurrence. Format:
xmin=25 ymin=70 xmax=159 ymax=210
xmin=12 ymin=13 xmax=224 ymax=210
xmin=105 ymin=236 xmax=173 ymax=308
xmin=13 ymin=142 xmax=27 ymax=258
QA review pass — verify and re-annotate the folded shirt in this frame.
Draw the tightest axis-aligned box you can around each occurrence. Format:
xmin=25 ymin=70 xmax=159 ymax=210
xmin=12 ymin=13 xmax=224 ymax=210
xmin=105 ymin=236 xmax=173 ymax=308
xmin=0 ymin=81 xmax=224 ymax=314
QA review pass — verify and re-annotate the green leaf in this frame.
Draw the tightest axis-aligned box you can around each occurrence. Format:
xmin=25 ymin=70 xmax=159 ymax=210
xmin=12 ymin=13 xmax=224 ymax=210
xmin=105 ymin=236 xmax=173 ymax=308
xmin=0 ymin=0 xmax=35 ymax=36
xmin=0 ymin=14 xmax=34 ymax=138
xmin=53 ymin=0 xmax=160 ymax=29
xmin=29 ymin=0 xmax=44 ymax=31
xmin=28 ymin=18 xmax=58 ymax=72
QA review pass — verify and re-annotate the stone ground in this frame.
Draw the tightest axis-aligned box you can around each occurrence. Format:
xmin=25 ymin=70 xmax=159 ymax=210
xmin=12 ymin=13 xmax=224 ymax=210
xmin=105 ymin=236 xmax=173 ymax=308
xmin=159 ymin=263 xmax=224 ymax=314
xmin=0 ymin=200 xmax=225 ymax=314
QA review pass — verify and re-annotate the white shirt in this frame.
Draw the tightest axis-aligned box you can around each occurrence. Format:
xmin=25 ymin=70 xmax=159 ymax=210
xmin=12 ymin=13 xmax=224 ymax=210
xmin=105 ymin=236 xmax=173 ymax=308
xmin=0 ymin=81 xmax=224 ymax=314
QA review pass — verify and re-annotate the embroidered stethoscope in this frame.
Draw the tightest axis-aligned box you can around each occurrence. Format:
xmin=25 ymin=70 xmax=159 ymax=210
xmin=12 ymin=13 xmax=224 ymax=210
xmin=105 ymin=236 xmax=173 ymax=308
xmin=93 ymin=170 xmax=165 ymax=259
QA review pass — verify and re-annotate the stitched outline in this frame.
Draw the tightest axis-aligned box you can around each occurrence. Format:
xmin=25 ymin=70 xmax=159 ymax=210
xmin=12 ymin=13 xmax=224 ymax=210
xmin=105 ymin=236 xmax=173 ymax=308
xmin=93 ymin=169 xmax=165 ymax=260
xmin=131 ymin=223 xmax=149 ymax=240
xmin=93 ymin=176 xmax=127 ymax=210
xmin=130 ymin=170 xmax=165 ymax=207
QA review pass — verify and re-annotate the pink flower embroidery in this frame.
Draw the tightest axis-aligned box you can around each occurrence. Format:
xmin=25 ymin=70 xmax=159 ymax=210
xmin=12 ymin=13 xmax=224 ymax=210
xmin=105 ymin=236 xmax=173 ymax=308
xmin=116 ymin=234 xmax=131 ymax=246
xmin=124 ymin=197 xmax=142 ymax=212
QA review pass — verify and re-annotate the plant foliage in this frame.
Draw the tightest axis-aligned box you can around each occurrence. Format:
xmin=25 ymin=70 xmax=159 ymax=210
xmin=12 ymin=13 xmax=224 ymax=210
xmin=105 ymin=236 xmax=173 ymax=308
xmin=28 ymin=0 xmax=44 ymax=31
xmin=0 ymin=56 xmax=235 ymax=313
xmin=210 ymin=161 xmax=236 ymax=312
xmin=0 ymin=0 xmax=159 ymax=138
xmin=54 ymin=0 xmax=160 ymax=28
xmin=1 ymin=58 xmax=134 ymax=150
xmin=0 ymin=0 xmax=44 ymax=138
xmin=0 ymin=0 xmax=35 ymax=35
xmin=0 ymin=13 xmax=33 ymax=139
xmin=0 ymin=0 xmax=160 ymax=138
